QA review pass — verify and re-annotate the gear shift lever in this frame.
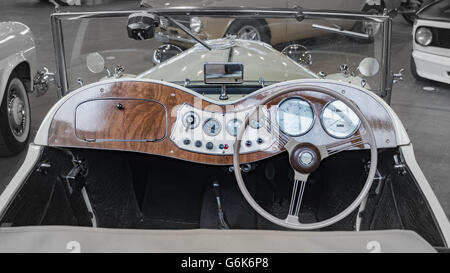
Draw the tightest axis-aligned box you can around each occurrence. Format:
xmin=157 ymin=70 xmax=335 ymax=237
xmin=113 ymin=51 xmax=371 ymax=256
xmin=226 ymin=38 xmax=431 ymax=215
xmin=212 ymin=181 xmax=230 ymax=229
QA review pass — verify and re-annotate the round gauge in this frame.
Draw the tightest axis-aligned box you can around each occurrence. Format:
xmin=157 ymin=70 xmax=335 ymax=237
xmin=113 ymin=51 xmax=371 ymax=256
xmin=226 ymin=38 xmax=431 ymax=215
xmin=203 ymin=118 xmax=222 ymax=136
xmin=321 ymin=100 xmax=360 ymax=138
xmin=182 ymin=111 xmax=200 ymax=129
xmin=276 ymin=97 xmax=315 ymax=136
xmin=226 ymin=119 xmax=243 ymax=136
xmin=249 ymin=118 xmax=264 ymax=130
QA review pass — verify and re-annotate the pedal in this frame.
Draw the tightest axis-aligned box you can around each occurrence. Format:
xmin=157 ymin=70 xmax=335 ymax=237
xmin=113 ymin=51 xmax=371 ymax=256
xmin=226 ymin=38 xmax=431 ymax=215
xmin=64 ymin=159 xmax=88 ymax=194
xmin=212 ymin=181 xmax=230 ymax=230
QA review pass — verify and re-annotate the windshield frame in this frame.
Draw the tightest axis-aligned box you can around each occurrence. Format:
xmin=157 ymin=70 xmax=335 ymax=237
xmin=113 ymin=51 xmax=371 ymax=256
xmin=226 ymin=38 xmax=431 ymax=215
xmin=50 ymin=7 xmax=393 ymax=102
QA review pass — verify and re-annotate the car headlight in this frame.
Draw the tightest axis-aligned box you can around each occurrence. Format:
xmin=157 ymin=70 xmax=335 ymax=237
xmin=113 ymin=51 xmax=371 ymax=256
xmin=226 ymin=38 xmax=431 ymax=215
xmin=190 ymin=17 xmax=203 ymax=34
xmin=415 ymin=27 xmax=433 ymax=46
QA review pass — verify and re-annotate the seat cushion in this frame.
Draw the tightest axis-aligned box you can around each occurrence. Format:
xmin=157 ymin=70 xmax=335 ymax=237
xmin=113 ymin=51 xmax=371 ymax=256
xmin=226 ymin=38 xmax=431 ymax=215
xmin=0 ymin=226 xmax=437 ymax=253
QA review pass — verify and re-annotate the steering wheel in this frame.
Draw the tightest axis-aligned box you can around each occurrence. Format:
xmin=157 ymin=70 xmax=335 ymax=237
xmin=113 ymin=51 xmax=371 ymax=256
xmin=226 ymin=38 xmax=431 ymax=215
xmin=233 ymin=85 xmax=378 ymax=230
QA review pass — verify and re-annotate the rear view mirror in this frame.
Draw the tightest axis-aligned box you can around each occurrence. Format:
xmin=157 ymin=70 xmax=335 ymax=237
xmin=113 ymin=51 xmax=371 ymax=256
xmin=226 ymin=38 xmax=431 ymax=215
xmin=127 ymin=12 xmax=158 ymax=40
xmin=358 ymin=57 xmax=380 ymax=77
xmin=204 ymin=62 xmax=244 ymax=84
xmin=86 ymin=52 xmax=105 ymax=74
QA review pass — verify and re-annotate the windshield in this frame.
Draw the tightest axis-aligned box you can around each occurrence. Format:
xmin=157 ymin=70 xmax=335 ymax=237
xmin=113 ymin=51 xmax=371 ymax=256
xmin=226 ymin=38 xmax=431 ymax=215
xmin=54 ymin=9 xmax=388 ymax=96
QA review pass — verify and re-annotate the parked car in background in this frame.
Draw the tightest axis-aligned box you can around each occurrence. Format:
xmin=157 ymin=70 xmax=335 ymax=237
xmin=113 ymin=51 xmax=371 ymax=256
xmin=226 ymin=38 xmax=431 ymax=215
xmin=142 ymin=0 xmax=386 ymax=46
xmin=0 ymin=22 xmax=37 ymax=157
xmin=397 ymin=0 xmax=431 ymax=24
xmin=38 ymin=0 xmax=81 ymax=5
xmin=411 ymin=0 xmax=450 ymax=84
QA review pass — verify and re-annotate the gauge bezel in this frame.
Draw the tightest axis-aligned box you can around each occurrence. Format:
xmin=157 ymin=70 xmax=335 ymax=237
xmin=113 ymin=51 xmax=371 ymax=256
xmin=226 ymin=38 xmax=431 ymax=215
xmin=182 ymin=111 xmax=200 ymax=129
xmin=275 ymin=96 xmax=316 ymax=137
xmin=320 ymin=99 xmax=361 ymax=139
xmin=203 ymin=118 xmax=222 ymax=137
xmin=226 ymin=118 xmax=243 ymax=136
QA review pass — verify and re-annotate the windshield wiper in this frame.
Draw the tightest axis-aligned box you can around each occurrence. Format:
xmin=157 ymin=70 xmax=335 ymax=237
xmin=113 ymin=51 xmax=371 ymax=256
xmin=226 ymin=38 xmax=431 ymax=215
xmin=312 ymin=23 xmax=369 ymax=40
xmin=166 ymin=16 xmax=212 ymax=51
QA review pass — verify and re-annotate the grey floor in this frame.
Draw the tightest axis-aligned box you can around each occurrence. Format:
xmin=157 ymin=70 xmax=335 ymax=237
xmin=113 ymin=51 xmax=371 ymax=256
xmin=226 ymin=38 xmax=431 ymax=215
xmin=0 ymin=0 xmax=449 ymax=219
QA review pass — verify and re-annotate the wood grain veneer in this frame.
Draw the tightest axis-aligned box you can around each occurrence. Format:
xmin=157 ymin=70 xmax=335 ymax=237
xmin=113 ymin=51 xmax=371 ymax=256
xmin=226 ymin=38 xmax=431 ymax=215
xmin=48 ymin=80 xmax=396 ymax=165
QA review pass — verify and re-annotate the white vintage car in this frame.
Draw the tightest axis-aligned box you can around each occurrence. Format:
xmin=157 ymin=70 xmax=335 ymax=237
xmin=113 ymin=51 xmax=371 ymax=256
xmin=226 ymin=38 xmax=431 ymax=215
xmin=0 ymin=22 xmax=37 ymax=157
xmin=0 ymin=7 xmax=448 ymax=253
xmin=411 ymin=0 xmax=450 ymax=84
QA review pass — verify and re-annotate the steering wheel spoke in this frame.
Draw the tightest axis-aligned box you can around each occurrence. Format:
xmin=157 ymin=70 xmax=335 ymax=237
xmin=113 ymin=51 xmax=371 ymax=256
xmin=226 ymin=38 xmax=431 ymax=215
xmin=286 ymin=178 xmax=308 ymax=225
xmin=325 ymin=134 xmax=368 ymax=157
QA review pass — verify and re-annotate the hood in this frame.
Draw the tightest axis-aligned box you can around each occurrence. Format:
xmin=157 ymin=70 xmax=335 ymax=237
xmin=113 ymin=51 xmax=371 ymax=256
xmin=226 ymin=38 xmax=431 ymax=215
xmin=137 ymin=39 xmax=317 ymax=83
xmin=416 ymin=0 xmax=450 ymax=23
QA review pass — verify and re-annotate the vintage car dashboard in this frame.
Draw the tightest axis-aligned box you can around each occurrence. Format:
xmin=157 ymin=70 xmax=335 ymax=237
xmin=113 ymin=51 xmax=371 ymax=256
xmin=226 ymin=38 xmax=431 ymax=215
xmin=46 ymin=79 xmax=397 ymax=165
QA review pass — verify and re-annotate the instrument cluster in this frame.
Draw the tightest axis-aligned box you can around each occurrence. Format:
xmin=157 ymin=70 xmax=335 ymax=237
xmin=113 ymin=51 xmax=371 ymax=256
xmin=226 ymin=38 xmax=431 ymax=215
xmin=171 ymin=96 xmax=361 ymax=156
xmin=170 ymin=104 xmax=276 ymax=155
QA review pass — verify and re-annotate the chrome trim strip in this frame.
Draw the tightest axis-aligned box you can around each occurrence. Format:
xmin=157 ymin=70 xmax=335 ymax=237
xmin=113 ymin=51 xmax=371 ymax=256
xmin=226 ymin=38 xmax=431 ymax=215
xmin=51 ymin=14 xmax=68 ymax=98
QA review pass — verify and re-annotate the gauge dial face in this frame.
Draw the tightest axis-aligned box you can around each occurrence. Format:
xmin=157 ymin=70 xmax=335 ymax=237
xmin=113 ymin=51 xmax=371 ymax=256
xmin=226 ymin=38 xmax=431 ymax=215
xmin=321 ymin=100 xmax=360 ymax=138
xmin=226 ymin=119 xmax=243 ymax=136
xmin=203 ymin=118 xmax=222 ymax=136
xmin=182 ymin=111 xmax=200 ymax=129
xmin=276 ymin=97 xmax=314 ymax=136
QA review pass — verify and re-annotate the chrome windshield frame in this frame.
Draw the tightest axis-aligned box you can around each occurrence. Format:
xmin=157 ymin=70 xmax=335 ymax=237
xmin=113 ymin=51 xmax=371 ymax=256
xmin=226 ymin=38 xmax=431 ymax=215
xmin=50 ymin=7 xmax=393 ymax=102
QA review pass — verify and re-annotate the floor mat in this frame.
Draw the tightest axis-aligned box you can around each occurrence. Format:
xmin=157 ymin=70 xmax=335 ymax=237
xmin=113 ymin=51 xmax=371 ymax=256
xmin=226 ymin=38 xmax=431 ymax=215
xmin=140 ymin=159 xmax=209 ymax=226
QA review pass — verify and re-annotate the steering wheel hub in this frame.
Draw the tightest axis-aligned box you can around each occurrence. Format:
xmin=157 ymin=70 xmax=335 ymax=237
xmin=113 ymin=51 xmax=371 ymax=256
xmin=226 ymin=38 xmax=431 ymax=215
xmin=289 ymin=143 xmax=321 ymax=174
xmin=299 ymin=151 xmax=313 ymax=165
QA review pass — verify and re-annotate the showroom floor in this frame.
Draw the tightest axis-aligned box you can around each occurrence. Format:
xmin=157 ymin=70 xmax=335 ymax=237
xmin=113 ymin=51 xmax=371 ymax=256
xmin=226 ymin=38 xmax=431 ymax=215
xmin=0 ymin=0 xmax=450 ymax=219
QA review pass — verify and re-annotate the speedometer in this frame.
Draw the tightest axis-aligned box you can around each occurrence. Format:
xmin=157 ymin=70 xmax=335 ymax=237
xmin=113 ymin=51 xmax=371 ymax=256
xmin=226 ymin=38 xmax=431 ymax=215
xmin=203 ymin=118 xmax=221 ymax=136
xmin=276 ymin=97 xmax=314 ymax=136
xmin=321 ymin=100 xmax=360 ymax=138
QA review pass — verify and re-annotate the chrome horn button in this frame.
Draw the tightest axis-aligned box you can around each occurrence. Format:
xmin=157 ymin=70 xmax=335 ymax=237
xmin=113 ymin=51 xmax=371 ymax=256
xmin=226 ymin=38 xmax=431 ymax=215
xmin=288 ymin=143 xmax=322 ymax=174
xmin=299 ymin=151 xmax=314 ymax=166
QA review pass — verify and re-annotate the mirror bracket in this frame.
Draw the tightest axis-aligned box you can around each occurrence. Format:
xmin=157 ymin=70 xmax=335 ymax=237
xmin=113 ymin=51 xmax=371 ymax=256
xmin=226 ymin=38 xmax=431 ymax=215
xmin=114 ymin=65 xmax=125 ymax=79
xmin=392 ymin=68 xmax=404 ymax=84
xmin=219 ymin=84 xmax=228 ymax=100
xmin=33 ymin=67 xmax=55 ymax=97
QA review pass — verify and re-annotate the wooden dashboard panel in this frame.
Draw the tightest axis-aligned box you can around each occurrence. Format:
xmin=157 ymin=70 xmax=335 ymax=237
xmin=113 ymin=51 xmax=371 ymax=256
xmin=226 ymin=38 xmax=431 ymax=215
xmin=75 ymin=99 xmax=166 ymax=142
xmin=48 ymin=80 xmax=397 ymax=165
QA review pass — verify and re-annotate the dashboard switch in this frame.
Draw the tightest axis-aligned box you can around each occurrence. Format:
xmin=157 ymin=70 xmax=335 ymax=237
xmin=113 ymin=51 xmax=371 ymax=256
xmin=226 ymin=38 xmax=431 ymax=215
xmin=257 ymin=138 xmax=264 ymax=144
xmin=195 ymin=140 xmax=202 ymax=147
xmin=206 ymin=142 xmax=214 ymax=150
xmin=245 ymin=140 xmax=252 ymax=147
xmin=183 ymin=139 xmax=191 ymax=145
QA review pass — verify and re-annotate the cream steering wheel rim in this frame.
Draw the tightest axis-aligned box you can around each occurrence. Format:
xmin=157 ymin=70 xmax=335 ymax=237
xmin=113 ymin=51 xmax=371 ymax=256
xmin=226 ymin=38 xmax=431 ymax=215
xmin=233 ymin=84 xmax=378 ymax=230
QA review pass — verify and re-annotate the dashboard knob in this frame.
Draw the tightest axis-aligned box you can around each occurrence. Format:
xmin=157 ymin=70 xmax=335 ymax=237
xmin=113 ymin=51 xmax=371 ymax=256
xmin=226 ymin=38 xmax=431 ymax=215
xmin=257 ymin=138 xmax=264 ymax=144
xmin=116 ymin=103 xmax=125 ymax=110
xmin=183 ymin=139 xmax=191 ymax=145
xmin=195 ymin=140 xmax=202 ymax=147
xmin=206 ymin=142 xmax=214 ymax=150
xmin=245 ymin=140 xmax=252 ymax=147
